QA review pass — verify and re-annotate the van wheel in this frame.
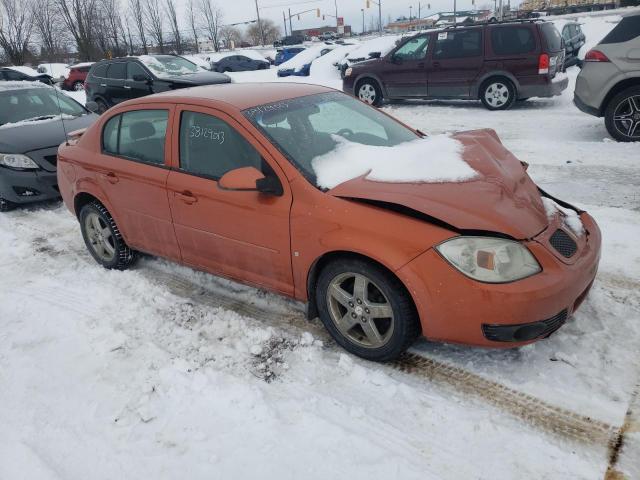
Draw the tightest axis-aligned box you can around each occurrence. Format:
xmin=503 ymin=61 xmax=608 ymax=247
xmin=605 ymin=86 xmax=640 ymax=142
xmin=316 ymin=257 xmax=420 ymax=362
xmin=79 ymin=202 xmax=137 ymax=270
xmin=356 ymin=79 xmax=383 ymax=107
xmin=0 ymin=197 xmax=16 ymax=212
xmin=480 ymin=78 xmax=516 ymax=110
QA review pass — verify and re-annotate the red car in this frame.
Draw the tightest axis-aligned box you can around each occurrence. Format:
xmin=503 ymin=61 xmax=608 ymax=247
xmin=61 ymin=63 xmax=93 ymax=91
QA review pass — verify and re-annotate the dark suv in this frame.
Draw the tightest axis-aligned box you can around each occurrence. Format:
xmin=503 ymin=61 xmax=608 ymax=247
xmin=85 ymin=55 xmax=231 ymax=113
xmin=342 ymin=21 xmax=567 ymax=110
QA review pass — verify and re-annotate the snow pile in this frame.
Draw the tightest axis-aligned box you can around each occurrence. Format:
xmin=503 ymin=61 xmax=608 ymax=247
xmin=542 ymin=197 xmax=585 ymax=236
xmin=340 ymin=35 xmax=404 ymax=65
xmin=312 ymin=135 xmax=476 ymax=189
xmin=279 ymin=45 xmax=336 ymax=72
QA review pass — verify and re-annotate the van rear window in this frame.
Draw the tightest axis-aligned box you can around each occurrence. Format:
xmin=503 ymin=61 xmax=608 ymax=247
xmin=600 ymin=15 xmax=640 ymax=44
xmin=540 ymin=23 xmax=563 ymax=51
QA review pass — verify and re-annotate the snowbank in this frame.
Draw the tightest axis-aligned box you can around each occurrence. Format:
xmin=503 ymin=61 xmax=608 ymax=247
xmin=312 ymin=135 xmax=476 ymax=189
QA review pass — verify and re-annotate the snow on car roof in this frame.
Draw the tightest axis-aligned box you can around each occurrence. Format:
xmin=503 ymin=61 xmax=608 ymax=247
xmin=3 ymin=65 xmax=41 ymax=76
xmin=278 ymin=44 xmax=338 ymax=72
xmin=69 ymin=62 xmax=94 ymax=69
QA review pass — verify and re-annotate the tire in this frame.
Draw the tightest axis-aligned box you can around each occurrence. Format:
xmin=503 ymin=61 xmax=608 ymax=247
xmin=356 ymin=78 xmax=383 ymax=107
xmin=0 ymin=197 xmax=16 ymax=212
xmin=94 ymin=98 xmax=109 ymax=114
xmin=480 ymin=77 xmax=516 ymax=111
xmin=604 ymin=86 xmax=640 ymax=142
xmin=72 ymin=81 xmax=84 ymax=91
xmin=79 ymin=201 xmax=137 ymax=270
xmin=316 ymin=257 xmax=420 ymax=362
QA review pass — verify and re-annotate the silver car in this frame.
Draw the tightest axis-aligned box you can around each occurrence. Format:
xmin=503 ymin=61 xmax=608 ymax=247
xmin=574 ymin=12 xmax=640 ymax=142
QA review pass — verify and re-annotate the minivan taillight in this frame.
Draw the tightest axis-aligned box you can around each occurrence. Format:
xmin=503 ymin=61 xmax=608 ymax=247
xmin=538 ymin=54 xmax=550 ymax=74
xmin=584 ymin=49 xmax=610 ymax=62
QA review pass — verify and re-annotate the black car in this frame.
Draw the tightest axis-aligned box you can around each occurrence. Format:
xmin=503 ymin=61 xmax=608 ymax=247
xmin=211 ymin=54 xmax=270 ymax=72
xmin=0 ymin=82 xmax=97 ymax=211
xmin=562 ymin=22 xmax=586 ymax=68
xmin=85 ymin=55 xmax=231 ymax=113
xmin=274 ymin=35 xmax=305 ymax=47
xmin=0 ymin=67 xmax=53 ymax=85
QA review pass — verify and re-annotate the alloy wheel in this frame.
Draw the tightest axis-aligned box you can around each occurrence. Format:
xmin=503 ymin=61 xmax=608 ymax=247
xmin=84 ymin=212 xmax=116 ymax=262
xmin=73 ymin=81 xmax=84 ymax=91
xmin=326 ymin=272 xmax=395 ymax=349
xmin=484 ymin=82 xmax=510 ymax=108
xmin=358 ymin=83 xmax=377 ymax=105
xmin=612 ymin=95 xmax=640 ymax=139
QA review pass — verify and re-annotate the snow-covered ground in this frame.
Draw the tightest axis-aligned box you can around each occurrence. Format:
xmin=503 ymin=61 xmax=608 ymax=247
xmin=3 ymin=11 xmax=639 ymax=480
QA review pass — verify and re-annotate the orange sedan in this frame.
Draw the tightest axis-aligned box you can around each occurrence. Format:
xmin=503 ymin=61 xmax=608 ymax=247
xmin=57 ymin=83 xmax=601 ymax=361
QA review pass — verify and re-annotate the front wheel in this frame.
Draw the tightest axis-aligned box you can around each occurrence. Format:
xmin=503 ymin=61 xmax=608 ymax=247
xmin=79 ymin=202 xmax=137 ymax=270
xmin=480 ymin=78 xmax=516 ymax=110
xmin=356 ymin=79 xmax=383 ymax=107
xmin=316 ymin=258 xmax=420 ymax=362
xmin=604 ymin=86 xmax=640 ymax=142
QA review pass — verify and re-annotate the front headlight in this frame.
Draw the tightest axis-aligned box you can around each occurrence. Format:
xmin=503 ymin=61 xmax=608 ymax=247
xmin=0 ymin=153 xmax=40 ymax=170
xmin=436 ymin=236 xmax=541 ymax=283
xmin=344 ymin=67 xmax=353 ymax=77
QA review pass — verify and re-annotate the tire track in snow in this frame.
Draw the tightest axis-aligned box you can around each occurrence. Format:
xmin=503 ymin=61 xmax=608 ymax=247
xmin=605 ymin=381 xmax=640 ymax=480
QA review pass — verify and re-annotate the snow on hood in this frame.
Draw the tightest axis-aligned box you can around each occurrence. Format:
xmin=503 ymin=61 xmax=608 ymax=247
xmin=312 ymin=134 xmax=476 ymax=189
xmin=6 ymin=66 xmax=41 ymax=76
xmin=310 ymin=44 xmax=360 ymax=78
xmin=340 ymin=35 xmax=404 ymax=65
xmin=279 ymin=45 xmax=337 ymax=72
xmin=542 ymin=197 xmax=584 ymax=236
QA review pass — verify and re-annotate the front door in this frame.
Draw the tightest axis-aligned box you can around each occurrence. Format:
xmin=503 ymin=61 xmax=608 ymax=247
xmin=104 ymin=62 xmax=128 ymax=105
xmin=427 ymin=28 xmax=484 ymax=98
xmin=166 ymin=106 xmax=294 ymax=295
xmin=96 ymin=105 xmax=181 ymax=260
xmin=382 ymin=34 xmax=430 ymax=98
xmin=125 ymin=61 xmax=154 ymax=101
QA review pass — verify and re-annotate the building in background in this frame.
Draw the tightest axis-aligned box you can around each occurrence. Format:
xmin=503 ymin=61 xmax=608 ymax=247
xmin=292 ymin=25 xmax=352 ymax=38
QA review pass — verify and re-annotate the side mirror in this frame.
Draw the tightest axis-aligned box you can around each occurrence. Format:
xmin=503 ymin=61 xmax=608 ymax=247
xmin=391 ymin=54 xmax=402 ymax=64
xmin=133 ymin=74 xmax=151 ymax=83
xmin=85 ymin=101 xmax=99 ymax=113
xmin=369 ymin=51 xmax=382 ymax=59
xmin=219 ymin=166 xmax=284 ymax=196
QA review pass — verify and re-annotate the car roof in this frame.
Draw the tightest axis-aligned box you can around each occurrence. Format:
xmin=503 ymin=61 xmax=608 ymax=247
xmin=134 ymin=82 xmax=333 ymax=110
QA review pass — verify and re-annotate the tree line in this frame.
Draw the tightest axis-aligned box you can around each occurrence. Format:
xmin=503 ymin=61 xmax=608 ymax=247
xmin=0 ymin=0 xmax=281 ymax=65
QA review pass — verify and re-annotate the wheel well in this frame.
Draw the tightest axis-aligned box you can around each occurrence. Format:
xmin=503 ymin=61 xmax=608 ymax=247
xmin=74 ymin=192 xmax=101 ymax=218
xmin=355 ymin=76 xmax=381 ymax=93
xmin=480 ymin=75 xmax=515 ymax=92
xmin=600 ymin=78 xmax=640 ymax=115
xmin=305 ymin=251 xmax=418 ymax=330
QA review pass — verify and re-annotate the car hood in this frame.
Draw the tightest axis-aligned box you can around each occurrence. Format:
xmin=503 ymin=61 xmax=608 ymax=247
xmin=0 ymin=113 xmax=98 ymax=154
xmin=327 ymin=129 xmax=549 ymax=240
xmin=162 ymin=71 xmax=231 ymax=85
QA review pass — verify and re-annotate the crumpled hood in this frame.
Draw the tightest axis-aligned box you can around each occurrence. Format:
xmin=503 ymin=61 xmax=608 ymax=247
xmin=328 ymin=129 xmax=548 ymax=240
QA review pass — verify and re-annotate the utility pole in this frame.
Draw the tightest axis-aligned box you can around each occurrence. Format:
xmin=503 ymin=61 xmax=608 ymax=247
xmin=378 ymin=0 xmax=382 ymax=34
xmin=335 ymin=0 xmax=338 ymax=28
xmin=454 ymin=0 xmax=457 ymax=26
xmin=283 ymin=11 xmax=288 ymax=36
xmin=288 ymin=8 xmax=293 ymax=36
xmin=254 ymin=0 xmax=265 ymax=46
xmin=361 ymin=8 xmax=365 ymax=34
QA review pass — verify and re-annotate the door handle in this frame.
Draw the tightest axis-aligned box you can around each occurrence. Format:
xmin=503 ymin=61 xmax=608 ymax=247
xmin=433 ymin=62 xmax=441 ymax=68
xmin=101 ymin=172 xmax=119 ymax=184
xmin=100 ymin=83 xmax=107 ymax=87
xmin=123 ymin=85 xmax=131 ymax=89
xmin=175 ymin=190 xmax=197 ymax=205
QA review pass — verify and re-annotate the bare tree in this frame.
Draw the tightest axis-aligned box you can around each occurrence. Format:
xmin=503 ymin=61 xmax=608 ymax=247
xmin=165 ymin=0 xmax=182 ymax=54
xmin=32 ymin=0 xmax=68 ymax=61
xmin=129 ymin=0 xmax=148 ymax=54
xmin=56 ymin=0 xmax=100 ymax=60
xmin=101 ymin=0 xmax=127 ymax=57
xmin=0 ymin=0 xmax=35 ymax=65
xmin=144 ymin=0 xmax=164 ymax=53
xmin=186 ymin=0 xmax=198 ymax=53
xmin=245 ymin=18 xmax=279 ymax=46
xmin=198 ymin=0 xmax=222 ymax=52
xmin=219 ymin=25 xmax=241 ymax=49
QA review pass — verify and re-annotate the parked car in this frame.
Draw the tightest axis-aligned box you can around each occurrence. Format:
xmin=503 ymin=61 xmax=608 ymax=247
xmin=320 ymin=31 xmax=337 ymax=41
xmin=561 ymin=22 xmax=585 ymax=68
xmin=85 ymin=55 xmax=230 ymax=113
xmin=0 ymin=82 xmax=97 ymax=211
xmin=61 ymin=62 xmax=94 ymax=91
xmin=37 ymin=63 xmax=70 ymax=83
xmin=277 ymin=46 xmax=336 ymax=77
xmin=274 ymin=35 xmax=305 ymax=47
xmin=343 ymin=20 xmax=568 ymax=110
xmin=574 ymin=12 xmax=640 ymax=142
xmin=0 ymin=66 xmax=53 ymax=85
xmin=57 ymin=82 xmax=600 ymax=361
xmin=274 ymin=47 xmax=306 ymax=66
xmin=211 ymin=54 xmax=270 ymax=72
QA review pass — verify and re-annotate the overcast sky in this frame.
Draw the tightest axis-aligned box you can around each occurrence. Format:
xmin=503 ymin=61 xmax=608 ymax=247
xmin=202 ymin=0 xmax=503 ymax=34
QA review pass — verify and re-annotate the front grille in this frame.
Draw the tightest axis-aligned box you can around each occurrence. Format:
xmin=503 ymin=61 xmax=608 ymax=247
xmin=43 ymin=154 xmax=57 ymax=167
xmin=482 ymin=309 xmax=568 ymax=342
xmin=549 ymin=229 xmax=577 ymax=258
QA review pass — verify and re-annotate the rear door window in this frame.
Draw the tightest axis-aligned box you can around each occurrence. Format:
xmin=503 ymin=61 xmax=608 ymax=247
xmin=101 ymin=109 xmax=168 ymax=165
xmin=434 ymin=29 xmax=483 ymax=59
xmin=92 ymin=63 xmax=108 ymax=78
xmin=600 ymin=15 xmax=640 ymax=44
xmin=107 ymin=62 xmax=126 ymax=80
xmin=127 ymin=62 xmax=148 ymax=80
xmin=491 ymin=26 xmax=536 ymax=55
xmin=540 ymin=23 xmax=563 ymax=51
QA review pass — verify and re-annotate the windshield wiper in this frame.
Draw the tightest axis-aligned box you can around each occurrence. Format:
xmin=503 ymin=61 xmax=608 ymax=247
xmin=19 ymin=115 xmax=58 ymax=123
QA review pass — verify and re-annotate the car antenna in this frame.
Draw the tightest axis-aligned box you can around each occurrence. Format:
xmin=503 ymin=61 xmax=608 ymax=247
xmin=52 ymin=75 xmax=70 ymax=146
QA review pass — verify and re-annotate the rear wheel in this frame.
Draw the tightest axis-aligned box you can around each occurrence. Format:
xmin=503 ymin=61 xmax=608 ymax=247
xmin=480 ymin=78 xmax=516 ymax=110
xmin=316 ymin=257 xmax=420 ymax=362
xmin=356 ymin=78 xmax=383 ymax=107
xmin=605 ymin=86 xmax=640 ymax=142
xmin=79 ymin=202 xmax=137 ymax=270
xmin=72 ymin=81 xmax=84 ymax=91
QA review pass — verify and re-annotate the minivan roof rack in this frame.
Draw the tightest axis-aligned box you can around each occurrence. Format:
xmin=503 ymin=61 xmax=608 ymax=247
xmin=434 ymin=17 xmax=546 ymax=31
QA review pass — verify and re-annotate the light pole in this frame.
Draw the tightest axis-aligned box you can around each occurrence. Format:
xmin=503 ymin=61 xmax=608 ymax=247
xmin=254 ymin=0 xmax=265 ymax=46
xmin=361 ymin=8 xmax=365 ymax=34
xmin=409 ymin=5 xmax=412 ymax=22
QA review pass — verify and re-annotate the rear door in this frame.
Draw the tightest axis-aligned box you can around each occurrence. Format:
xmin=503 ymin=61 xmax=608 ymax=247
xmin=427 ymin=28 xmax=484 ymax=98
xmin=383 ymin=34 xmax=430 ymax=97
xmin=539 ymin=23 xmax=565 ymax=76
xmin=105 ymin=62 xmax=128 ymax=105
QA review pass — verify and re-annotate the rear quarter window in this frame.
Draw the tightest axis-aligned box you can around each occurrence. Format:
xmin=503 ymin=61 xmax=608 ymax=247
xmin=540 ymin=23 xmax=563 ymax=52
xmin=491 ymin=26 xmax=536 ymax=55
xmin=600 ymin=15 xmax=640 ymax=44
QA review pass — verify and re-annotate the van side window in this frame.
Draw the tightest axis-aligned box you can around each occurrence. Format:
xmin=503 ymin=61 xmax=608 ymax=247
xmin=394 ymin=36 xmax=430 ymax=60
xmin=101 ymin=110 xmax=168 ymax=165
xmin=434 ymin=30 xmax=482 ymax=59
xmin=179 ymin=111 xmax=261 ymax=180
xmin=491 ymin=27 xmax=536 ymax=55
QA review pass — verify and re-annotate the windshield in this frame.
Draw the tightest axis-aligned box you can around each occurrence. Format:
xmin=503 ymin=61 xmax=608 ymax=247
xmin=138 ymin=55 xmax=202 ymax=78
xmin=243 ymin=92 xmax=418 ymax=186
xmin=0 ymin=87 xmax=85 ymax=126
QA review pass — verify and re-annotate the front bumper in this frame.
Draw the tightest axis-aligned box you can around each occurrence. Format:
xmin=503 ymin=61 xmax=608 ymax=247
xmin=397 ymin=212 xmax=601 ymax=347
xmin=0 ymin=167 xmax=60 ymax=204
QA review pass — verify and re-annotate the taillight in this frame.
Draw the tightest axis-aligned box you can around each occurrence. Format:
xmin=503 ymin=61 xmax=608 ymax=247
xmin=584 ymin=49 xmax=610 ymax=62
xmin=538 ymin=53 xmax=549 ymax=74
